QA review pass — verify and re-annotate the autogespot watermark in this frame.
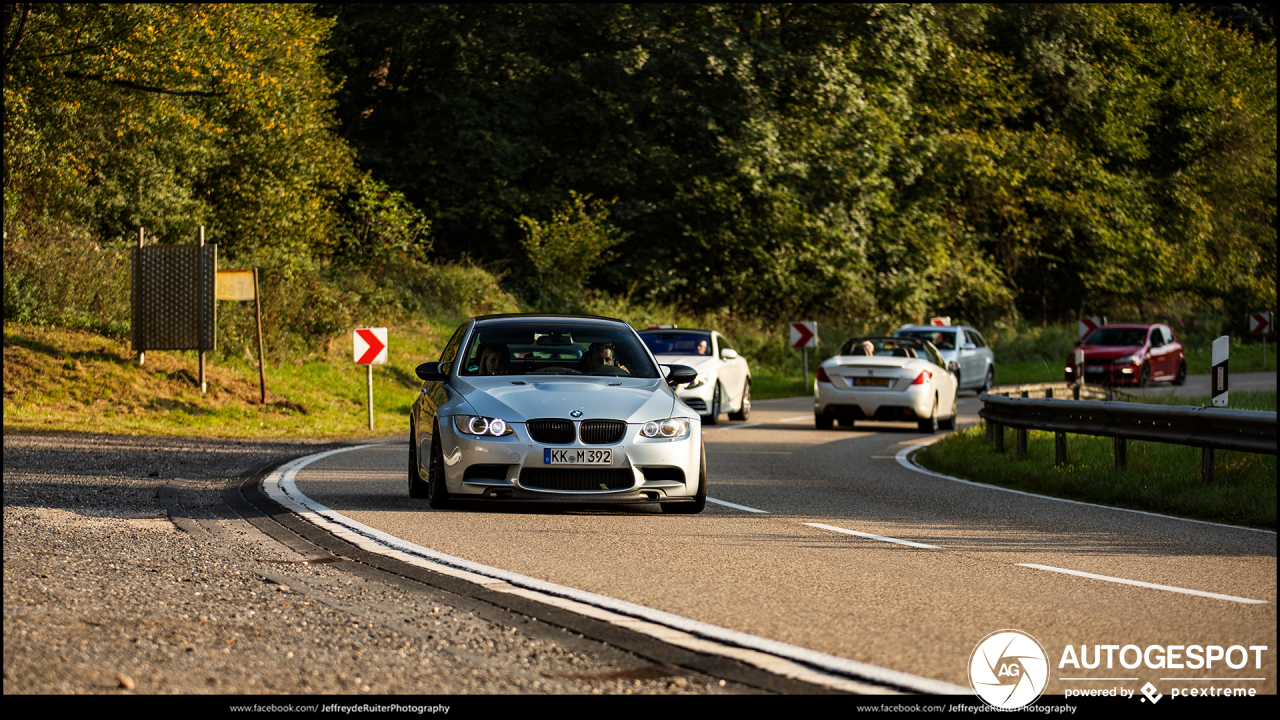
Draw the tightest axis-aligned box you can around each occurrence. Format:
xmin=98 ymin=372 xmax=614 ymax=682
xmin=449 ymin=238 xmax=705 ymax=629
xmin=969 ymin=629 xmax=1050 ymax=709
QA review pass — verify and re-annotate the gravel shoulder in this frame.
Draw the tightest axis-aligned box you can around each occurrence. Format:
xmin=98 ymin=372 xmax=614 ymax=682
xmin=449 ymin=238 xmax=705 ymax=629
xmin=2 ymin=432 xmax=753 ymax=696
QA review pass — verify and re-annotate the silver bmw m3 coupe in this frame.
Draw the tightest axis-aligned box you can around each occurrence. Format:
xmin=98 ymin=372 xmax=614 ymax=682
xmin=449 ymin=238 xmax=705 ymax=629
xmin=409 ymin=314 xmax=705 ymax=513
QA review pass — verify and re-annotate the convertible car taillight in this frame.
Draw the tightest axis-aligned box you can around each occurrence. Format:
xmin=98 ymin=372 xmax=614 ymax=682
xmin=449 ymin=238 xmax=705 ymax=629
xmin=816 ymin=366 xmax=831 ymax=383
xmin=911 ymin=370 xmax=932 ymax=385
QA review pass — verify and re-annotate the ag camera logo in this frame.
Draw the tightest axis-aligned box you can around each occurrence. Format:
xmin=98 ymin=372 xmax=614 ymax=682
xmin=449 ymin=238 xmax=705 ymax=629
xmin=969 ymin=629 xmax=1050 ymax=709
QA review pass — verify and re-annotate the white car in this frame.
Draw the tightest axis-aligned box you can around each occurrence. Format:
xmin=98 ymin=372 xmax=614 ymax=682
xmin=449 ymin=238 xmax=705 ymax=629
xmin=814 ymin=336 xmax=959 ymax=433
xmin=410 ymin=314 xmax=706 ymax=513
xmin=639 ymin=329 xmax=751 ymax=425
xmin=893 ymin=324 xmax=996 ymax=392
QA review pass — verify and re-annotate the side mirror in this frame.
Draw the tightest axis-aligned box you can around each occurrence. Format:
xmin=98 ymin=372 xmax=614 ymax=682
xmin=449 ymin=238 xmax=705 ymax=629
xmin=720 ymin=348 xmax=739 ymax=360
xmin=663 ymin=364 xmax=697 ymax=386
xmin=961 ymin=343 xmax=976 ymax=351
xmin=415 ymin=361 xmax=450 ymax=382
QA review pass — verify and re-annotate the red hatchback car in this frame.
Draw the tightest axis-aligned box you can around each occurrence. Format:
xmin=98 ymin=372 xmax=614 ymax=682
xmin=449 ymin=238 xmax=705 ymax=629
xmin=1065 ymin=324 xmax=1187 ymax=387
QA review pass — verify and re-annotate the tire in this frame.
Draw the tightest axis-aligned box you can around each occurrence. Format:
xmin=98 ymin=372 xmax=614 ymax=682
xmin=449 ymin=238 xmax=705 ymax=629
xmin=408 ymin=420 xmax=430 ymax=498
xmin=701 ymin=383 xmax=722 ymax=426
xmin=1138 ymin=363 xmax=1151 ymax=388
xmin=425 ymin=422 xmax=451 ymax=509
xmin=939 ymin=393 xmax=958 ymax=431
xmin=838 ymin=417 xmax=855 ymax=428
xmin=1173 ymin=361 xmax=1187 ymax=386
xmin=662 ymin=442 xmax=706 ymax=514
xmin=728 ymin=379 xmax=751 ymax=421
xmin=815 ymin=413 xmax=834 ymax=430
xmin=917 ymin=395 xmax=939 ymax=434
xmin=983 ymin=367 xmax=995 ymax=393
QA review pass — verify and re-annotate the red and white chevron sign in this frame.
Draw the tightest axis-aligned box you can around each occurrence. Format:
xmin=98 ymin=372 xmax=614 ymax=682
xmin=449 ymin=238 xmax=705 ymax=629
xmin=1249 ymin=312 xmax=1272 ymax=335
xmin=354 ymin=327 xmax=388 ymax=365
xmin=790 ymin=321 xmax=817 ymax=349
xmin=1078 ymin=316 xmax=1101 ymax=339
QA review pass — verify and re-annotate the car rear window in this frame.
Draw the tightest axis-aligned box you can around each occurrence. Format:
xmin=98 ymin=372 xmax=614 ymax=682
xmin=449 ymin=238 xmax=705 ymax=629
xmin=895 ymin=330 xmax=957 ymax=350
xmin=1084 ymin=328 xmax=1148 ymax=346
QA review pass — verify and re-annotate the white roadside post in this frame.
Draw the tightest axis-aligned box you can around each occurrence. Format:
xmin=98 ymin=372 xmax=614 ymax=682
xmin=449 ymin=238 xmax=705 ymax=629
xmin=1211 ymin=335 xmax=1229 ymax=408
xmin=354 ymin=328 xmax=388 ymax=430
xmin=790 ymin=322 xmax=818 ymax=390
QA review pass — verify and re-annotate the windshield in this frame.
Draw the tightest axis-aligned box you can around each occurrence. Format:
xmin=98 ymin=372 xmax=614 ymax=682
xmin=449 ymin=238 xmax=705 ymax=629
xmin=1083 ymin=328 xmax=1148 ymax=347
xmin=459 ymin=324 xmax=660 ymax=378
xmin=895 ymin=330 xmax=957 ymax=350
xmin=640 ymin=332 xmax=713 ymax=356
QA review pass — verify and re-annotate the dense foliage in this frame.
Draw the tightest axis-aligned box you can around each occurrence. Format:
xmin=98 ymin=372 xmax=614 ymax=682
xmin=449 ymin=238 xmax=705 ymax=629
xmin=4 ymin=4 xmax=1275 ymax=352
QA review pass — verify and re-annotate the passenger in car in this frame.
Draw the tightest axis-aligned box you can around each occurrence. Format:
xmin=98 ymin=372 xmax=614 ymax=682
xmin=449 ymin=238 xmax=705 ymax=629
xmin=850 ymin=341 xmax=874 ymax=356
xmin=479 ymin=343 xmax=510 ymax=375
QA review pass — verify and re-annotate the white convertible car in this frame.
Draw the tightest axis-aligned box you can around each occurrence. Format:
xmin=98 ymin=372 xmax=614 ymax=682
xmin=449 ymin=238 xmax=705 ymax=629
xmin=639 ymin=328 xmax=751 ymax=425
xmin=409 ymin=314 xmax=706 ymax=513
xmin=814 ymin=336 xmax=959 ymax=433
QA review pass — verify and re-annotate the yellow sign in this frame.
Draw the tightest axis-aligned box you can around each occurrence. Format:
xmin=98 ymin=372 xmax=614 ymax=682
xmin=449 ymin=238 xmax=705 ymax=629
xmin=216 ymin=269 xmax=256 ymax=301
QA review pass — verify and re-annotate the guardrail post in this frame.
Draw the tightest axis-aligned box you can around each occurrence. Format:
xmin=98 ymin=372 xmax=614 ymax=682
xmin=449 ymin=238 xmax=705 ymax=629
xmin=1021 ymin=390 xmax=1030 ymax=398
xmin=1055 ymin=432 xmax=1067 ymax=465
xmin=1047 ymin=388 xmax=1055 ymax=399
xmin=1073 ymin=382 xmax=1080 ymax=400
xmin=1201 ymin=447 xmax=1214 ymax=482
xmin=993 ymin=423 xmax=1005 ymax=453
xmin=1016 ymin=428 xmax=1028 ymax=459
xmin=1114 ymin=437 xmax=1127 ymax=470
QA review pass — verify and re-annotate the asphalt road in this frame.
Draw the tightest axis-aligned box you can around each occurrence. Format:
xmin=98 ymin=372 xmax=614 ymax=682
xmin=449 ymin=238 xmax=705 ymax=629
xmin=292 ymin=393 xmax=1276 ymax=695
xmin=1126 ymin=371 xmax=1276 ymax=399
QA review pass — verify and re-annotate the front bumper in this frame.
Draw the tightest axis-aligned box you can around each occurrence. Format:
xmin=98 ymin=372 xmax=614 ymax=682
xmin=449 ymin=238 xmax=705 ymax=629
xmin=425 ymin=418 xmax=703 ymax=503
xmin=1065 ymin=365 xmax=1142 ymax=385
xmin=674 ymin=379 xmax=717 ymax=414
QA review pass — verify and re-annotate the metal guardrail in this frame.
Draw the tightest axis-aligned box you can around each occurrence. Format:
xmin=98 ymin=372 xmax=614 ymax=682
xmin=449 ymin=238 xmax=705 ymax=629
xmin=987 ymin=381 xmax=1134 ymax=402
xmin=978 ymin=392 xmax=1277 ymax=482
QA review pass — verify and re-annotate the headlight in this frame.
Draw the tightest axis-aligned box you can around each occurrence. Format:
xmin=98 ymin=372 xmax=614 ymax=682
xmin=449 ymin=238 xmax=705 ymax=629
xmin=683 ymin=373 xmax=709 ymax=390
xmin=454 ymin=415 xmax=514 ymax=437
xmin=641 ymin=417 xmax=692 ymax=439
xmin=1115 ymin=354 xmax=1137 ymax=364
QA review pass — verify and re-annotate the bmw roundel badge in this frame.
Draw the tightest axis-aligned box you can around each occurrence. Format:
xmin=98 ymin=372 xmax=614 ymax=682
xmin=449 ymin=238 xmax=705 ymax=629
xmin=570 ymin=410 xmax=583 ymax=417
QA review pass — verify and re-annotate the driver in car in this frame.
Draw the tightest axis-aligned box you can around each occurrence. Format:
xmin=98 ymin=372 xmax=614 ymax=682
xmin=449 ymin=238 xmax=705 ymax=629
xmin=584 ymin=343 xmax=629 ymax=374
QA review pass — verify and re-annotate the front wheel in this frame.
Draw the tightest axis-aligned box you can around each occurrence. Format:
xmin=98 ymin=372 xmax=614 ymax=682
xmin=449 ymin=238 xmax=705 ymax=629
xmin=662 ymin=442 xmax=706 ymax=514
xmin=815 ymin=413 xmax=834 ymax=430
xmin=1173 ymin=361 xmax=1187 ymax=386
xmin=701 ymin=383 xmax=722 ymax=426
xmin=426 ymin=422 xmax=451 ymax=509
xmin=983 ymin=367 xmax=995 ymax=392
xmin=408 ymin=421 xmax=430 ymax=498
xmin=728 ymin=379 xmax=751 ymax=421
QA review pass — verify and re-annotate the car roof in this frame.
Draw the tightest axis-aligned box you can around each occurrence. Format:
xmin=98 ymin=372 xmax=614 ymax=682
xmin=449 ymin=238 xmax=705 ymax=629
xmin=1095 ymin=323 xmax=1158 ymax=329
xmin=895 ymin=325 xmax=966 ymax=331
xmin=844 ymin=336 xmax=928 ymax=345
xmin=472 ymin=313 xmax=629 ymax=326
xmin=638 ymin=328 xmax=712 ymax=334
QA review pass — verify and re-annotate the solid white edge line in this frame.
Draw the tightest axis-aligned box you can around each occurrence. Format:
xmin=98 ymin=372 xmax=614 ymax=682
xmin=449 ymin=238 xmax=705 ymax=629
xmin=714 ymin=422 xmax=763 ymax=431
xmin=805 ymin=523 xmax=944 ymax=550
xmin=265 ymin=443 xmax=970 ymax=695
xmin=780 ymin=416 xmax=812 ymax=422
xmin=707 ymin=497 xmax=770 ymax=514
xmin=1017 ymin=564 xmax=1268 ymax=605
xmin=893 ymin=439 xmax=1276 ymax=535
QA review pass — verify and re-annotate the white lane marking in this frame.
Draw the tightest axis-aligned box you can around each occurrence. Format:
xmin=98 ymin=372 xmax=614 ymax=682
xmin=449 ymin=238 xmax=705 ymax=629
xmin=265 ymin=444 xmax=968 ymax=695
xmin=714 ymin=422 xmax=763 ymax=431
xmin=707 ymin=497 xmax=770 ymax=514
xmin=805 ymin=523 xmax=944 ymax=549
xmin=894 ymin=441 xmax=1276 ymax=535
xmin=1017 ymin=564 xmax=1268 ymax=605
xmin=780 ymin=416 xmax=812 ymax=422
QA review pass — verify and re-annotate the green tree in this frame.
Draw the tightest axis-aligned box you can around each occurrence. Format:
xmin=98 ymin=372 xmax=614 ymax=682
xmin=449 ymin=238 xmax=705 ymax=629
xmin=518 ymin=192 xmax=624 ymax=313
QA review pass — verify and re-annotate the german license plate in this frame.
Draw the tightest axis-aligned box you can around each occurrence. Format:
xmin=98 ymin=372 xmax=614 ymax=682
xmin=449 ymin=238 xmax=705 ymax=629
xmin=850 ymin=377 xmax=891 ymax=387
xmin=544 ymin=448 xmax=612 ymax=465
xmin=1085 ymin=365 xmax=1106 ymax=373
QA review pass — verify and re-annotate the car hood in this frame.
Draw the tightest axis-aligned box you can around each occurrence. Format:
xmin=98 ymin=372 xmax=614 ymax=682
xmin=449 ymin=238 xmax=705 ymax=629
xmin=653 ymin=354 xmax=721 ymax=374
xmin=1078 ymin=345 xmax=1144 ymax=360
xmin=450 ymin=376 xmax=681 ymax=422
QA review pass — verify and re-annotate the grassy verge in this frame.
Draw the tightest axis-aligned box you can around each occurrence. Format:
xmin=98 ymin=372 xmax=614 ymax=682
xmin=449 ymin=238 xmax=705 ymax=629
xmin=916 ymin=391 xmax=1277 ymax=529
xmin=3 ymin=322 xmax=456 ymax=438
